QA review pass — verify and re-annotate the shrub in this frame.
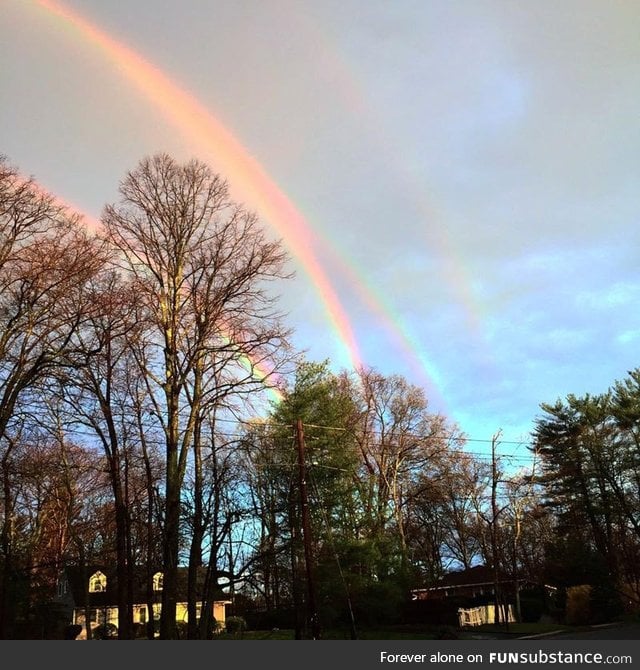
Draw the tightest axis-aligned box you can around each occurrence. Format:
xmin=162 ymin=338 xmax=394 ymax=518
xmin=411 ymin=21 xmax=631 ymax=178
xmin=64 ymin=624 xmax=83 ymax=640
xmin=92 ymin=623 xmax=118 ymax=640
xmin=519 ymin=596 xmax=545 ymax=623
xmin=590 ymin=582 xmax=624 ymax=624
xmin=132 ymin=622 xmax=149 ymax=639
xmin=226 ymin=616 xmax=247 ymax=635
xmin=565 ymin=585 xmax=591 ymax=625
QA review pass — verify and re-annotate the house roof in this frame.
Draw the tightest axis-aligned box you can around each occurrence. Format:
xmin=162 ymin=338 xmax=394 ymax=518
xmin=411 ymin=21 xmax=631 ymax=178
xmin=414 ymin=565 xmax=544 ymax=593
xmin=411 ymin=566 xmax=553 ymax=601
xmin=62 ymin=565 xmax=228 ymax=607
xmin=434 ymin=565 xmax=498 ymax=588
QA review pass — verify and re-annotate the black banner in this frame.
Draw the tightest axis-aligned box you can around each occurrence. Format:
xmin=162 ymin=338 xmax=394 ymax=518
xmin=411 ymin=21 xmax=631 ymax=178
xmin=3 ymin=639 xmax=639 ymax=670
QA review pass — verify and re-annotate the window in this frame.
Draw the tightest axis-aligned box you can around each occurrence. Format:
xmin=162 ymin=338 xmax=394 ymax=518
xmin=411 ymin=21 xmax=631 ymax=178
xmin=181 ymin=603 xmax=203 ymax=623
xmin=89 ymin=571 xmax=107 ymax=593
xmin=153 ymin=572 xmax=164 ymax=591
xmin=138 ymin=606 xmax=147 ymax=624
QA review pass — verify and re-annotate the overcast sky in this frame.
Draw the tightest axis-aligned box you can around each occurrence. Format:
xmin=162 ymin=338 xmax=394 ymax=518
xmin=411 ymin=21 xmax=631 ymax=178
xmin=2 ymin=1 xmax=640 ymax=458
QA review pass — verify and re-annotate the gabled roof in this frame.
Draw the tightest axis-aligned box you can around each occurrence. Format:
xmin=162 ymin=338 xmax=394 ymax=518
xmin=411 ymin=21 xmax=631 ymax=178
xmin=61 ymin=565 xmax=228 ymax=607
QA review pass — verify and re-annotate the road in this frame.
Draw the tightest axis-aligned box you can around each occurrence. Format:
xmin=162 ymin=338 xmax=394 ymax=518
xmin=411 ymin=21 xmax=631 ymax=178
xmin=544 ymin=622 xmax=640 ymax=640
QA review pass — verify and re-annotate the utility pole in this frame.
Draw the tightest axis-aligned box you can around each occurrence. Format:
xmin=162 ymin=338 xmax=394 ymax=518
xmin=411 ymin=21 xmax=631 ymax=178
xmin=295 ymin=419 xmax=321 ymax=639
xmin=490 ymin=431 xmax=508 ymax=631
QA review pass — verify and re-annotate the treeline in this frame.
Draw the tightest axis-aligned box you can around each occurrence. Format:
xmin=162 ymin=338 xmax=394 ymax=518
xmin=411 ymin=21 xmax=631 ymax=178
xmin=0 ymin=152 xmax=292 ymax=639
xmin=533 ymin=372 xmax=640 ymax=620
xmin=0 ymin=153 xmax=638 ymax=639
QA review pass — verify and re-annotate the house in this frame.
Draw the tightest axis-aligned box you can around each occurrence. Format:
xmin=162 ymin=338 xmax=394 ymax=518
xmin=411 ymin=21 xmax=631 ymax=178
xmin=55 ymin=565 xmax=231 ymax=639
xmin=410 ymin=565 xmax=556 ymax=627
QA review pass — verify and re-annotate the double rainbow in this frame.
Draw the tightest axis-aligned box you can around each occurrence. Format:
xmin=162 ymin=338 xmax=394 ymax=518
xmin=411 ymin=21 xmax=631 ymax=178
xmin=34 ymin=0 xmax=451 ymax=412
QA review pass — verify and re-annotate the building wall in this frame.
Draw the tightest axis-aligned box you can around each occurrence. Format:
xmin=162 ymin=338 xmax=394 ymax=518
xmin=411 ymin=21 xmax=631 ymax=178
xmin=72 ymin=601 xmax=229 ymax=639
xmin=458 ymin=604 xmax=515 ymax=628
xmin=73 ymin=606 xmax=119 ymax=639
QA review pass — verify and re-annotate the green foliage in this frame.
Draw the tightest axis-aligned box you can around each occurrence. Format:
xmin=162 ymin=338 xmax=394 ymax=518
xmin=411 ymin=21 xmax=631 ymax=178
xmin=533 ymin=369 xmax=640 ymax=611
xmin=226 ymin=615 xmax=247 ymax=634
xmin=354 ymin=579 xmax=407 ymax=627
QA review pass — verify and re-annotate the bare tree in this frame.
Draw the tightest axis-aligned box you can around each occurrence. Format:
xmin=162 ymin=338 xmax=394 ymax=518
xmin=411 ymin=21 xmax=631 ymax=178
xmin=474 ymin=432 xmax=509 ymax=627
xmin=55 ymin=271 xmax=147 ymax=639
xmin=102 ymin=153 xmax=292 ymax=638
xmin=352 ymin=368 xmax=451 ymax=575
xmin=8 ymin=424 xmax=109 ymax=639
xmin=0 ymin=156 xmax=106 ymax=636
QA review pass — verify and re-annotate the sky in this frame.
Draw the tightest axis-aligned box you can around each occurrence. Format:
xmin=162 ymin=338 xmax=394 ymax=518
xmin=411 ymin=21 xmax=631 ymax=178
xmin=1 ymin=0 xmax=640 ymax=460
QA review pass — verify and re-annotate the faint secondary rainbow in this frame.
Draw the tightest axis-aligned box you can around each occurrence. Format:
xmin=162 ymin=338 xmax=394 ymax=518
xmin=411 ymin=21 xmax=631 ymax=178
xmin=35 ymin=0 xmax=362 ymax=375
xmin=33 ymin=0 xmax=453 ymax=414
xmin=272 ymin=4 xmax=495 ymax=403
xmin=288 ymin=4 xmax=490 ymax=346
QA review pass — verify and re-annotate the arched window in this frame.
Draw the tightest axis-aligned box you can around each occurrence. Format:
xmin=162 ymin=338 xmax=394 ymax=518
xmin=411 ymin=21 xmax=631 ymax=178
xmin=89 ymin=571 xmax=107 ymax=593
xmin=153 ymin=572 xmax=164 ymax=591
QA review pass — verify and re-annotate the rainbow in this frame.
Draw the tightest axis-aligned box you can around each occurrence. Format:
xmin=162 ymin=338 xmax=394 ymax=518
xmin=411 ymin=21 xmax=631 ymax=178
xmin=33 ymin=0 xmax=454 ymax=413
xmin=282 ymin=6 xmax=493 ymax=387
xmin=35 ymin=0 xmax=362 ymax=375
xmin=233 ymin=351 xmax=285 ymax=406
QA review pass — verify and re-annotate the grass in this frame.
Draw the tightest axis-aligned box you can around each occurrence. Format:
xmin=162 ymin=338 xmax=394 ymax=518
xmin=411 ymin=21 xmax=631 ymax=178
xmin=214 ymin=621 xmax=578 ymax=640
xmin=214 ymin=624 xmax=453 ymax=640
xmin=460 ymin=622 xmax=570 ymax=637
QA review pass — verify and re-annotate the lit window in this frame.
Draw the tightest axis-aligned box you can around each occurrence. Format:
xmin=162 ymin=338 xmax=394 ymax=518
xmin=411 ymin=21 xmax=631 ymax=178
xmin=89 ymin=571 xmax=107 ymax=593
xmin=153 ymin=572 xmax=164 ymax=591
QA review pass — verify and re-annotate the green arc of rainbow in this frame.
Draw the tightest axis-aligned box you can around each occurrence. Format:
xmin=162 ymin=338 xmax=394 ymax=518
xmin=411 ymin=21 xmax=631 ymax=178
xmin=33 ymin=0 xmax=451 ymax=414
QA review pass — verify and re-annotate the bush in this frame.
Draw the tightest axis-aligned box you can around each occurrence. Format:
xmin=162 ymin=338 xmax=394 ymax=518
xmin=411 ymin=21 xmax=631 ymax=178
xmin=226 ymin=616 xmax=247 ymax=635
xmin=64 ymin=624 xmax=83 ymax=640
xmin=519 ymin=597 xmax=545 ymax=623
xmin=244 ymin=608 xmax=295 ymax=631
xmin=350 ymin=581 xmax=406 ymax=627
xmin=402 ymin=596 xmax=472 ymax=627
xmin=92 ymin=623 xmax=118 ymax=640
xmin=590 ymin=582 xmax=624 ymax=624
xmin=565 ymin=585 xmax=591 ymax=625
xmin=212 ymin=618 xmax=226 ymax=635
